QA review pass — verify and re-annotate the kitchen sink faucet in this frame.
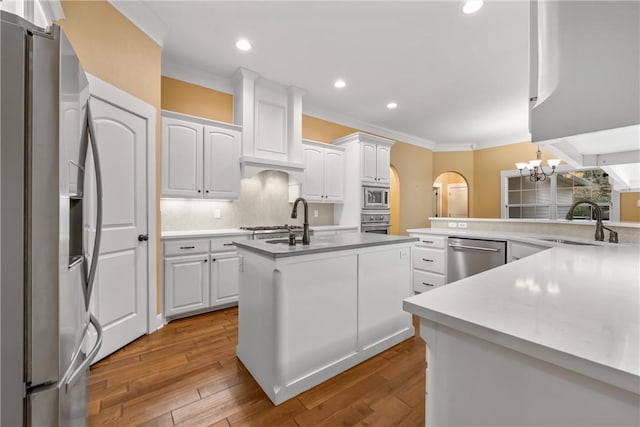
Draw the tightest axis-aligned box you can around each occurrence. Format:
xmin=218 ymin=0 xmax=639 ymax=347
xmin=291 ymin=197 xmax=311 ymax=245
xmin=565 ymin=199 xmax=618 ymax=243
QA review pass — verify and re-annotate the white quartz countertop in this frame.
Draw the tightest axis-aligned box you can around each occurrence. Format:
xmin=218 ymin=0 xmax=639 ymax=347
xmin=234 ymin=233 xmax=417 ymax=258
xmin=406 ymin=228 xmax=619 ymax=247
xmin=161 ymin=229 xmax=253 ymax=240
xmin=404 ymin=244 xmax=640 ymax=394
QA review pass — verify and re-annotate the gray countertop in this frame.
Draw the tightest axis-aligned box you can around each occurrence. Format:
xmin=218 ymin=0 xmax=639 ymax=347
xmin=234 ymin=233 xmax=418 ymax=258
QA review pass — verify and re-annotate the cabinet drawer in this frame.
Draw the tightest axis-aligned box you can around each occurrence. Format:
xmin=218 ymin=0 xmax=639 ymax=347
xmin=210 ymin=235 xmax=249 ymax=252
xmin=510 ymin=241 xmax=547 ymax=261
xmin=164 ymin=239 xmax=209 ymax=256
xmin=413 ymin=270 xmax=445 ymax=293
xmin=412 ymin=247 xmax=445 ymax=274
xmin=412 ymin=235 xmax=445 ymax=249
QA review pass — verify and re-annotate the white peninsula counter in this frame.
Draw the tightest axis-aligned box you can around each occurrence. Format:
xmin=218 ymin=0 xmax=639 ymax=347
xmin=234 ymin=233 xmax=417 ymax=405
xmin=404 ymin=244 xmax=640 ymax=426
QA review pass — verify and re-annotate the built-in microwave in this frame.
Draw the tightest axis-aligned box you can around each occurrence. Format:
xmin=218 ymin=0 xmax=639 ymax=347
xmin=362 ymin=186 xmax=390 ymax=209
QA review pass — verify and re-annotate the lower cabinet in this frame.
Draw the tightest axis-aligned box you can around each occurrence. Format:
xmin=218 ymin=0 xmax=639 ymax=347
xmin=163 ymin=235 xmax=247 ymax=320
xmin=210 ymin=253 xmax=240 ymax=305
xmin=164 ymin=254 xmax=210 ymax=317
xmin=409 ymin=233 xmax=447 ymax=293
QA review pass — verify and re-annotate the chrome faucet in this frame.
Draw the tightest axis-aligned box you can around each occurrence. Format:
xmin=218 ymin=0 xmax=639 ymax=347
xmin=291 ymin=197 xmax=311 ymax=245
xmin=565 ymin=199 xmax=612 ymax=242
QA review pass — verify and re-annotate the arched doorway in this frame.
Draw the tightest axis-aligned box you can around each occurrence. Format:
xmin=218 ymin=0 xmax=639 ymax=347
xmin=433 ymin=172 xmax=469 ymax=218
xmin=390 ymin=165 xmax=400 ymax=235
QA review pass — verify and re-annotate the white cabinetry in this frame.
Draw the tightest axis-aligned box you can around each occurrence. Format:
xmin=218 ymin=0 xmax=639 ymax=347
xmin=409 ymin=233 xmax=447 ymax=293
xmin=163 ymin=234 xmax=249 ymax=320
xmin=301 ymin=140 xmax=345 ymax=203
xmin=361 ymin=141 xmax=391 ymax=184
xmin=161 ymin=111 xmax=241 ymax=199
xmin=510 ymin=241 xmax=548 ymax=262
xmin=164 ymin=253 xmax=210 ymax=317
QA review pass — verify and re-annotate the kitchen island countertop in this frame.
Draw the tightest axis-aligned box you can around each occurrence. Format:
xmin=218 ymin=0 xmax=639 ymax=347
xmin=404 ymin=243 xmax=640 ymax=394
xmin=234 ymin=233 xmax=417 ymax=258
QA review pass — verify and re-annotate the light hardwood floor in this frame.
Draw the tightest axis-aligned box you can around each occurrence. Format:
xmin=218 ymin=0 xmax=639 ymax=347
xmin=89 ymin=307 xmax=425 ymax=426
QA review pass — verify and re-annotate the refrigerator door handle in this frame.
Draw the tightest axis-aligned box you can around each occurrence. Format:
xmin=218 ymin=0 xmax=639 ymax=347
xmin=64 ymin=313 xmax=103 ymax=390
xmin=84 ymin=100 xmax=103 ymax=309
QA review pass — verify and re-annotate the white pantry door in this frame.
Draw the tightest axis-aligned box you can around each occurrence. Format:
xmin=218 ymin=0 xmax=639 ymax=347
xmin=448 ymin=184 xmax=468 ymax=218
xmin=87 ymin=96 xmax=148 ymax=362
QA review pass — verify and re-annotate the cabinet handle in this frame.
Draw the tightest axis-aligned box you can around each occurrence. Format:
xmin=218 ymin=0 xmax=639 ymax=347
xmin=223 ymin=243 xmax=235 ymax=246
xmin=421 ymin=240 xmax=434 ymax=244
xmin=180 ymin=246 xmax=196 ymax=250
xmin=422 ymin=282 xmax=434 ymax=287
xmin=422 ymin=258 xmax=434 ymax=262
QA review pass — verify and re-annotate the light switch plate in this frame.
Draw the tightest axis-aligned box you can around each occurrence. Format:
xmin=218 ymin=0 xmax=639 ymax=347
xmin=214 ymin=209 xmax=221 ymax=219
xmin=314 ymin=209 xmax=319 ymax=217
xmin=458 ymin=222 xmax=467 ymax=228
xmin=448 ymin=222 xmax=458 ymax=228
xmin=400 ymin=249 xmax=409 ymax=259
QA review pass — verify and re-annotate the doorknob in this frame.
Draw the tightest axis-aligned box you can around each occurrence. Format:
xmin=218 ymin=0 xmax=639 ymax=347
xmin=138 ymin=234 xmax=149 ymax=242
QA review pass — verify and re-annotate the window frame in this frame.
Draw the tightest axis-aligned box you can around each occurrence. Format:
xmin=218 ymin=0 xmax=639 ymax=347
xmin=500 ymin=165 xmax=620 ymax=222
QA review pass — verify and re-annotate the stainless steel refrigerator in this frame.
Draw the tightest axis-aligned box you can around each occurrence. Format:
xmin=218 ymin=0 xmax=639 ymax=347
xmin=1 ymin=11 xmax=103 ymax=426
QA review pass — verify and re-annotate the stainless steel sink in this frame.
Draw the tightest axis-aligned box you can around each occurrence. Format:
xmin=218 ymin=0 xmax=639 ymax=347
xmin=537 ymin=238 xmax=596 ymax=246
xmin=265 ymin=238 xmax=300 ymax=245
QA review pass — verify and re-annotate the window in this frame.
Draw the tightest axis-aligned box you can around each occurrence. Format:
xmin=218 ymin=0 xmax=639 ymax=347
xmin=0 ymin=0 xmax=64 ymax=28
xmin=501 ymin=167 xmax=619 ymax=222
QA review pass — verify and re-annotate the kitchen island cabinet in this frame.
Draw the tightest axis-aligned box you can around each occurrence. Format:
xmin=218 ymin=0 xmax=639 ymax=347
xmin=234 ymin=233 xmax=417 ymax=405
xmin=403 ymin=244 xmax=640 ymax=426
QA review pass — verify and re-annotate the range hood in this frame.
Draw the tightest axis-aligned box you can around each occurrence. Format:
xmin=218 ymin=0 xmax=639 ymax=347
xmin=233 ymin=68 xmax=305 ymax=181
xmin=530 ymin=1 xmax=640 ymax=191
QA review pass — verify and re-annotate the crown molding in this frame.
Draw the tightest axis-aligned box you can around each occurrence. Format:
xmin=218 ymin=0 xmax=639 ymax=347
xmin=302 ymin=103 xmax=437 ymax=149
xmin=107 ymin=0 xmax=168 ymax=46
xmin=432 ymin=131 xmax=532 ymax=152
xmin=162 ymin=59 xmax=234 ymax=94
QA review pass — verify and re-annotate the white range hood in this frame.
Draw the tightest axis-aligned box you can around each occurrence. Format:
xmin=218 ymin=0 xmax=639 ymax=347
xmin=233 ymin=68 xmax=305 ymax=181
xmin=530 ymin=1 xmax=640 ymax=191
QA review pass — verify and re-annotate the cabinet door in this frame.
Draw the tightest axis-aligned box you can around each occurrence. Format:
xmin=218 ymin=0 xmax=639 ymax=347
xmin=203 ymin=125 xmax=241 ymax=199
xmin=301 ymin=145 xmax=324 ymax=201
xmin=164 ymin=254 xmax=210 ymax=317
xmin=211 ymin=255 xmax=240 ymax=306
xmin=323 ymin=149 xmax=344 ymax=202
xmin=376 ymin=144 xmax=391 ymax=184
xmin=361 ymin=141 xmax=378 ymax=183
xmin=161 ymin=117 xmax=203 ymax=198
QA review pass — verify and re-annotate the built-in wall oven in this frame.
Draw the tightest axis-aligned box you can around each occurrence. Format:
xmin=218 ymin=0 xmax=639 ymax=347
xmin=361 ymin=212 xmax=391 ymax=234
xmin=362 ymin=186 xmax=390 ymax=209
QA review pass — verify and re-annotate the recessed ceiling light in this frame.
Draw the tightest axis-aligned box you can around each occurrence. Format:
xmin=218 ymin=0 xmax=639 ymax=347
xmin=236 ymin=39 xmax=252 ymax=51
xmin=334 ymin=79 xmax=346 ymax=89
xmin=386 ymin=102 xmax=398 ymax=109
xmin=462 ymin=0 xmax=484 ymax=14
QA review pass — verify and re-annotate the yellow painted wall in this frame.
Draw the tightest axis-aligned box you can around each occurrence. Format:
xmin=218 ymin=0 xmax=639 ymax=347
xmin=161 ymin=77 xmax=233 ymax=123
xmin=302 ymin=115 xmax=358 ymax=142
xmin=472 ymin=142 xmax=556 ymax=218
xmin=620 ymin=192 xmax=640 ymax=222
xmin=433 ymin=151 xmax=474 ymax=217
xmin=56 ymin=0 xmax=163 ymax=312
xmin=390 ymin=166 xmax=401 ymax=235
xmin=391 ymin=143 xmax=433 ymax=234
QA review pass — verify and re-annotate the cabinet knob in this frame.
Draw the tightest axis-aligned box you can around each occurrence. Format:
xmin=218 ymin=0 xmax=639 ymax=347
xmin=206 ymin=190 xmax=209 ymax=193
xmin=204 ymin=259 xmax=207 ymax=263
xmin=198 ymin=189 xmax=202 ymax=193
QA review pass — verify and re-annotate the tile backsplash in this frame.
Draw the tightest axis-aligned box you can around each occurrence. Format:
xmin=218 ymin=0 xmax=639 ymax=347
xmin=161 ymin=171 xmax=335 ymax=231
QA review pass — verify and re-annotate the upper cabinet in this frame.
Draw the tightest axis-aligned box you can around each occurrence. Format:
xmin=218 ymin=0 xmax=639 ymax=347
xmin=529 ymin=1 xmax=639 ymax=190
xmin=361 ymin=141 xmax=391 ymax=185
xmin=161 ymin=111 xmax=241 ymax=199
xmin=301 ymin=140 xmax=345 ymax=203
xmin=233 ymin=68 xmax=306 ymax=180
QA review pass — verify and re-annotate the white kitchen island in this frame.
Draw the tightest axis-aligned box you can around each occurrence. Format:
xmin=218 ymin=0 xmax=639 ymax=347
xmin=234 ymin=233 xmax=417 ymax=405
xmin=404 ymin=244 xmax=640 ymax=426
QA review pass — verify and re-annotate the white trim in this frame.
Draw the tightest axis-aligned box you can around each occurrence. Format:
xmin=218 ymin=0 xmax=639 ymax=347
xmin=303 ymin=103 xmax=436 ymax=149
xmin=107 ymin=0 xmax=168 ymax=46
xmin=162 ymin=59 xmax=235 ymax=95
xmin=38 ymin=0 xmax=64 ymax=23
xmin=86 ymin=73 xmax=159 ymax=335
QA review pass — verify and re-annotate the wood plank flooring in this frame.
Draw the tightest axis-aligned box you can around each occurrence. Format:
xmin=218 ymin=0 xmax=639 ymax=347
xmin=89 ymin=307 xmax=425 ymax=426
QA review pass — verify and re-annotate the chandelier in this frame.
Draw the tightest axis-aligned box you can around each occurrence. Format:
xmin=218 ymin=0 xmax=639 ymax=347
xmin=515 ymin=146 xmax=561 ymax=182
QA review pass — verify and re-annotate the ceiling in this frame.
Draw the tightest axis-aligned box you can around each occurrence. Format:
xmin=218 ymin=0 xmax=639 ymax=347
xmin=115 ymin=1 xmax=531 ymax=150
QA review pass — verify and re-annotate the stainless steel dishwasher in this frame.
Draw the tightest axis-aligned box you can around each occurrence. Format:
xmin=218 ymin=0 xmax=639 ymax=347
xmin=447 ymin=237 xmax=507 ymax=282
